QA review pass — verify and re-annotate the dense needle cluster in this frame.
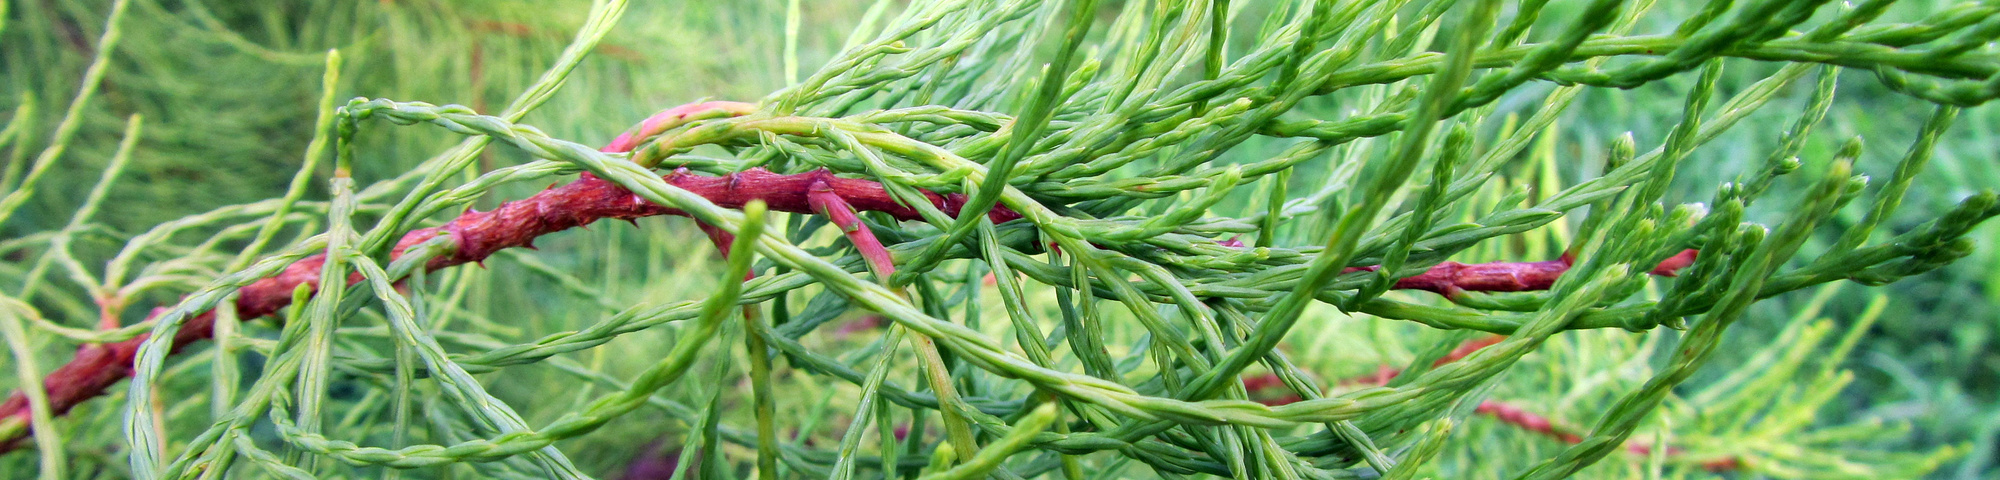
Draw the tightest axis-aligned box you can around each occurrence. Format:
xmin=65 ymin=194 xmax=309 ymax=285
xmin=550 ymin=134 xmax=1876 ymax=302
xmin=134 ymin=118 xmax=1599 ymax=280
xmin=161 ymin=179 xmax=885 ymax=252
xmin=5 ymin=0 xmax=2000 ymax=478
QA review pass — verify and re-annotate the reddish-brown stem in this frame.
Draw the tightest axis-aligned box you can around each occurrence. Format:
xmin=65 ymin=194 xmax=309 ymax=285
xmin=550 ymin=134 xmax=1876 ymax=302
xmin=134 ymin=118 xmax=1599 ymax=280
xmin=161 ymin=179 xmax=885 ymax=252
xmin=807 ymin=179 xmax=898 ymax=279
xmin=1242 ymin=335 xmax=1741 ymax=471
xmin=696 ymin=222 xmax=736 ymax=257
xmin=1466 ymin=400 xmax=1740 ymax=471
xmin=0 ymin=166 xmax=1022 ymax=452
xmin=93 ymin=297 xmax=124 ymax=331
xmin=1334 ymin=335 xmax=1509 ymax=387
xmin=1343 ymin=249 xmax=1698 ymax=297
xmin=834 ymin=315 xmax=890 ymax=339
xmin=0 ymin=102 xmax=1697 ymax=453
xmin=603 ymin=101 xmax=758 ymax=154
xmin=695 ymin=221 xmax=758 ymax=283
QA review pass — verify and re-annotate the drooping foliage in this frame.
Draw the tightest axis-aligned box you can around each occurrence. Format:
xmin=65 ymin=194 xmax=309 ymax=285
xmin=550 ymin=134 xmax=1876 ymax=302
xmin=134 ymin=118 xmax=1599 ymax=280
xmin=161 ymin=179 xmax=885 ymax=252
xmin=3 ymin=0 xmax=2000 ymax=478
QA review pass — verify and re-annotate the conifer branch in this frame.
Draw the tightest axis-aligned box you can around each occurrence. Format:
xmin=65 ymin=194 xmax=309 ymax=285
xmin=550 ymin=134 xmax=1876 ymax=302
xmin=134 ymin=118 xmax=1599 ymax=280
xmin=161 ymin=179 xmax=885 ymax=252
xmin=1244 ymin=335 xmax=1744 ymax=471
xmin=0 ymin=165 xmax=1693 ymax=451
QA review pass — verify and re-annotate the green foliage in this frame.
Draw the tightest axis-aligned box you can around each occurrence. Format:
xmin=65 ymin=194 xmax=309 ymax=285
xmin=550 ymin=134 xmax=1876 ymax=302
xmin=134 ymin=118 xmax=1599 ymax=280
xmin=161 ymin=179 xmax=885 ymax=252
xmin=4 ymin=0 xmax=2000 ymax=479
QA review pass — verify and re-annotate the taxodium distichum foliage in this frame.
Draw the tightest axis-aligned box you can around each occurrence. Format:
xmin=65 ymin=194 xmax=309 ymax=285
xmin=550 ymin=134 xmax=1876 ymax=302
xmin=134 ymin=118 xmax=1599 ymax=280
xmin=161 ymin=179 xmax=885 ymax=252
xmin=3 ymin=0 xmax=1999 ymax=478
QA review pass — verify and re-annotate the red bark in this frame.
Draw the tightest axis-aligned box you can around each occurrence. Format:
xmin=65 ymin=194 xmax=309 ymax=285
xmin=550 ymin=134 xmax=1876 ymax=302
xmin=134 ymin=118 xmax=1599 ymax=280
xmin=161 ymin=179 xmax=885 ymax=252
xmin=0 ymin=168 xmax=1017 ymax=452
xmin=1242 ymin=334 xmax=1742 ymax=471
xmin=1348 ymin=249 xmax=1698 ymax=297
xmin=807 ymin=178 xmax=898 ymax=278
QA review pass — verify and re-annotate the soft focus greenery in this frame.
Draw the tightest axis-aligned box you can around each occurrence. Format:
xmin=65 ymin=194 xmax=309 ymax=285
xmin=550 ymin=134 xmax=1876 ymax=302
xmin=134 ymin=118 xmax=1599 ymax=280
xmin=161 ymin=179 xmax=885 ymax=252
xmin=3 ymin=0 xmax=2000 ymax=479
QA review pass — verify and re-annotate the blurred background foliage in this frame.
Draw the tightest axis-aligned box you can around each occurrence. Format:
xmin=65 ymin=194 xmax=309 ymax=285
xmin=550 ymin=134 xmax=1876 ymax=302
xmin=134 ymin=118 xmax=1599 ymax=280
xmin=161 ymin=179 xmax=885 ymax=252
xmin=2 ymin=0 xmax=1998 ymax=478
